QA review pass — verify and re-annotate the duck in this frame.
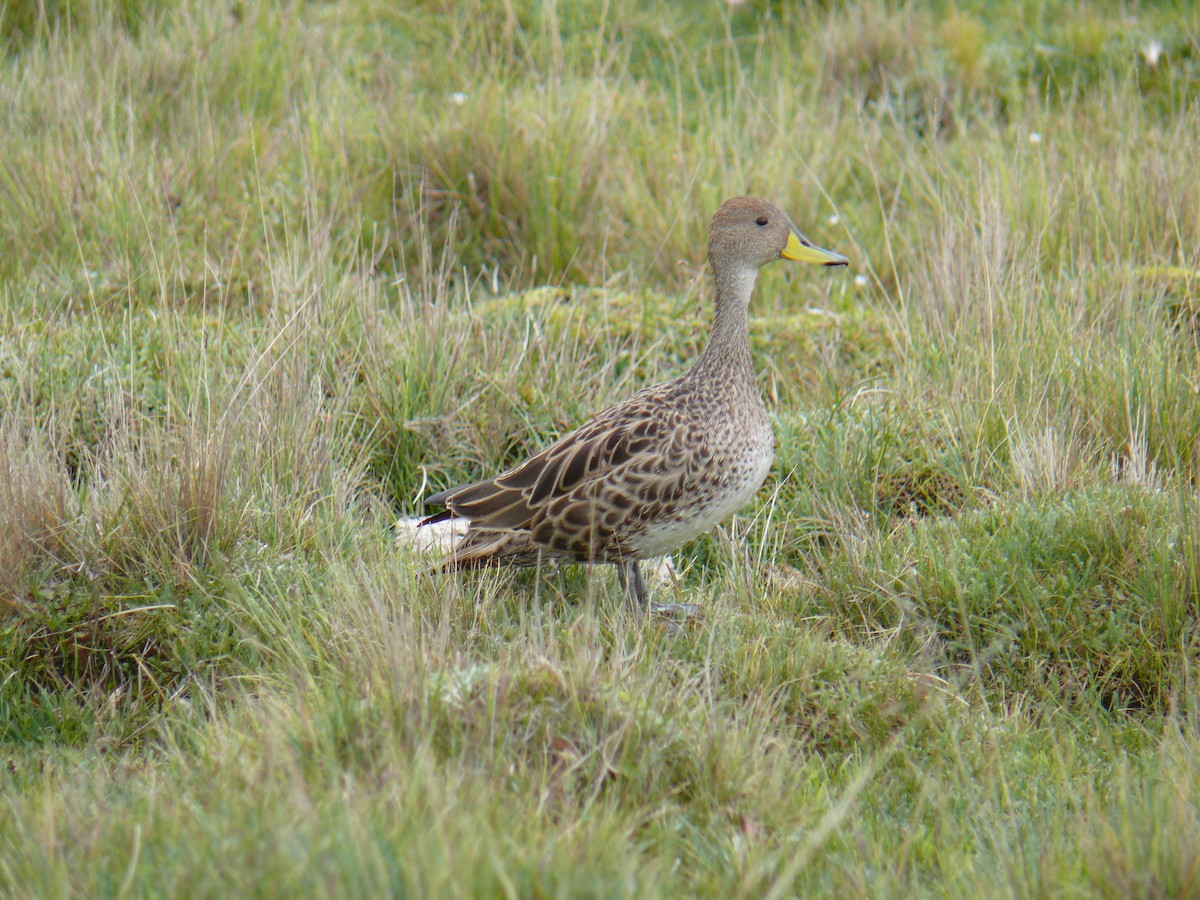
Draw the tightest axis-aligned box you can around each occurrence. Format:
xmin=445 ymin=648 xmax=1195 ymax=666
xmin=420 ymin=196 xmax=849 ymax=607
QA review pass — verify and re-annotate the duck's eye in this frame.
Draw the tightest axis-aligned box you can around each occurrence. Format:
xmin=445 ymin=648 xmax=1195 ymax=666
xmin=755 ymin=216 xmax=768 ymax=226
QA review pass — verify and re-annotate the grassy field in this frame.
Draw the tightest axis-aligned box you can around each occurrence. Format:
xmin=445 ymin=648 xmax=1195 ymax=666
xmin=2 ymin=0 xmax=1200 ymax=894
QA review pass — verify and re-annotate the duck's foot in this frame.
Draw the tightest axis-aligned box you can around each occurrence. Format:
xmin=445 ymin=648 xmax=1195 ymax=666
xmin=649 ymin=602 xmax=702 ymax=618
xmin=649 ymin=602 xmax=702 ymax=635
xmin=616 ymin=562 xmax=701 ymax=631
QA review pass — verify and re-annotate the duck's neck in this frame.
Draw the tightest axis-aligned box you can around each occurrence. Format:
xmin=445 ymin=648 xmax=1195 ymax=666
xmin=692 ymin=262 xmax=757 ymax=379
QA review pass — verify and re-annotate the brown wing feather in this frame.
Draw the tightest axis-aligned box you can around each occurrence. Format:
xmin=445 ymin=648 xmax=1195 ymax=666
xmin=438 ymin=528 xmax=544 ymax=570
xmin=426 ymin=384 xmax=683 ymax=556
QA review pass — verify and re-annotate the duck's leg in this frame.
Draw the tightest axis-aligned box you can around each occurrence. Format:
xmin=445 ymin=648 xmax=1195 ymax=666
xmin=618 ymin=561 xmax=702 ymax=625
xmin=616 ymin=561 xmax=649 ymax=608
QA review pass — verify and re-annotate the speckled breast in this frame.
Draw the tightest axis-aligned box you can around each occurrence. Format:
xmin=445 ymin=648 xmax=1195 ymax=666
xmin=621 ymin=406 xmax=775 ymax=559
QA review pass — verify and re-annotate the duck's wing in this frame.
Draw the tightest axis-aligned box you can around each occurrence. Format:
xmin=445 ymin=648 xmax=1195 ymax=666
xmin=421 ymin=385 xmax=686 ymax=553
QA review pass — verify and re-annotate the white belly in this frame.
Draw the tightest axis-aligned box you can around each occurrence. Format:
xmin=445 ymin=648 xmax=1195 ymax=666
xmin=626 ymin=448 xmax=773 ymax=558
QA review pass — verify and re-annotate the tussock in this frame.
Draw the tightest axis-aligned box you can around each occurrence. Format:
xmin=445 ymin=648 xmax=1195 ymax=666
xmin=0 ymin=416 xmax=76 ymax=602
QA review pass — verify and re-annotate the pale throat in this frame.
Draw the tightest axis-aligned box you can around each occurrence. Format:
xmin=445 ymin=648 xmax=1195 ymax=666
xmin=696 ymin=260 xmax=760 ymax=371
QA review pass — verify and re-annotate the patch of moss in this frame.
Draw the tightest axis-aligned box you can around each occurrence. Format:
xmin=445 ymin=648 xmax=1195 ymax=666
xmin=470 ymin=286 xmax=897 ymax=384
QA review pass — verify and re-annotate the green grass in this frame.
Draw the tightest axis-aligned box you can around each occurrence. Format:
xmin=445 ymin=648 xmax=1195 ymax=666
xmin=3 ymin=0 xmax=1200 ymax=894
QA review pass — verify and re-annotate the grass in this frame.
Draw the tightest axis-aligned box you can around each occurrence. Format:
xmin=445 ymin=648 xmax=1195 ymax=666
xmin=2 ymin=0 xmax=1200 ymax=894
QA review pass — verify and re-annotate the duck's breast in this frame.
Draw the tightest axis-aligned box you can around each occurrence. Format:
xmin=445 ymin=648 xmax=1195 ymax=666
xmin=622 ymin=408 xmax=774 ymax=558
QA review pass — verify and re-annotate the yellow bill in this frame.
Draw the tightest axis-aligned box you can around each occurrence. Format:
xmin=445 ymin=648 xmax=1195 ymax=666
xmin=781 ymin=230 xmax=849 ymax=266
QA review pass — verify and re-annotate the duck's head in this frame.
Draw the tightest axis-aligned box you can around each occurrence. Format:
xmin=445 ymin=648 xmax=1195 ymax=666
xmin=706 ymin=196 xmax=849 ymax=273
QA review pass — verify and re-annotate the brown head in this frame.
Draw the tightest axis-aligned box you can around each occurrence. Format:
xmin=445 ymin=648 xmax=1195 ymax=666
xmin=705 ymin=196 xmax=848 ymax=275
